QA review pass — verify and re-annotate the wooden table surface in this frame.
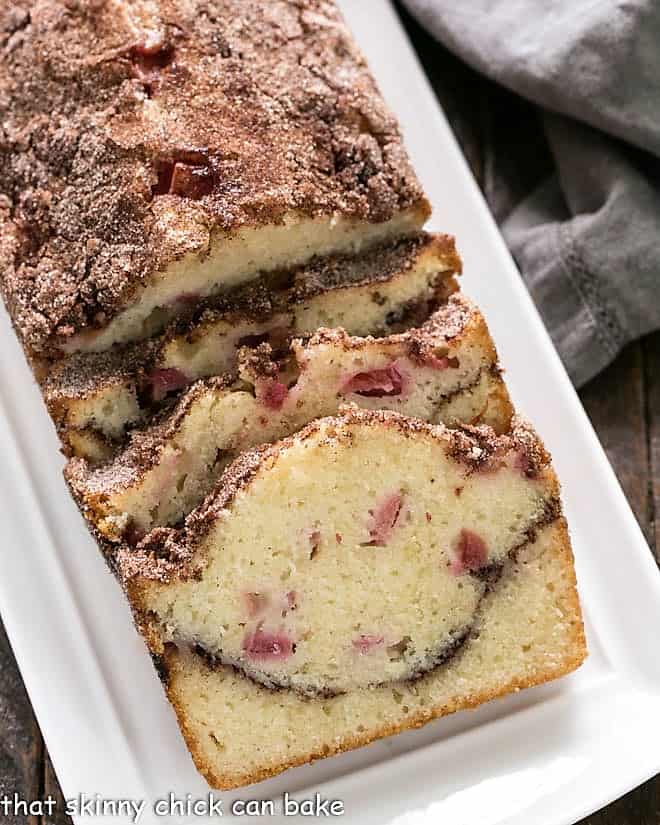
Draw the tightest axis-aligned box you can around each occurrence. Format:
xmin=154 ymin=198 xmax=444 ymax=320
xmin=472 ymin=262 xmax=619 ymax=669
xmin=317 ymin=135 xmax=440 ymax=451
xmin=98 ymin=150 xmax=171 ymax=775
xmin=1 ymin=6 xmax=658 ymax=823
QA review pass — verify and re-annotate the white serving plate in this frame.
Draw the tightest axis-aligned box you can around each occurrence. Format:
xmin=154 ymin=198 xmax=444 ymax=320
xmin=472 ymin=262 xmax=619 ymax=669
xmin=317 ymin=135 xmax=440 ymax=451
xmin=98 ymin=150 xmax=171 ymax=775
xmin=1 ymin=2 xmax=659 ymax=823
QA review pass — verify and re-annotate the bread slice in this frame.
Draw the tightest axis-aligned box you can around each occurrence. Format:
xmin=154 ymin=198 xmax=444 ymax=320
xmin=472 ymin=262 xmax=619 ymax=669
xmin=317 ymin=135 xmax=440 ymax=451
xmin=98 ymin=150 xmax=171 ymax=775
xmin=65 ymin=294 xmax=512 ymax=544
xmin=43 ymin=234 xmax=460 ymax=457
xmin=1 ymin=0 xmax=429 ymax=361
xmin=120 ymin=409 xmax=586 ymax=789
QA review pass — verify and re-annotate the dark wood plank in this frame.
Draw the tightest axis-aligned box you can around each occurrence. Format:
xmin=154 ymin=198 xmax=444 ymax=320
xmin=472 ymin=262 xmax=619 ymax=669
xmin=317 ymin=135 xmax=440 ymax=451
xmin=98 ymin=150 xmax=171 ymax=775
xmin=42 ymin=754 xmax=70 ymax=825
xmin=576 ymin=776 xmax=660 ymax=825
xmin=644 ymin=331 xmax=660 ymax=563
xmin=479 ymin=92 xmax=552 ymax=224
xmin=579 ymin=341 xmax=654 ymax=548
xmin=0 ymin=622 xmax=42 ymax=825
xmin=577 ymin=339 xmax=659 ymax=823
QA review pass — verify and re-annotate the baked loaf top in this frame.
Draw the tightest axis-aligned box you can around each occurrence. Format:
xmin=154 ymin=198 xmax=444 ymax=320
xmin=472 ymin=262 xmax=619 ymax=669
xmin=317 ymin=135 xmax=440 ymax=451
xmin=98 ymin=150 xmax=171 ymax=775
xmin=0 ymin=0 xmax=426 ymax=355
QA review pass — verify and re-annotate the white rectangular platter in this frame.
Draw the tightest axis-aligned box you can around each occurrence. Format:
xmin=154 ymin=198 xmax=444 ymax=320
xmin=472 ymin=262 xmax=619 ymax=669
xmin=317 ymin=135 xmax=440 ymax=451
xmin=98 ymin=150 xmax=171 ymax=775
xmin=1 ymin=2 xmax=659 ymax=823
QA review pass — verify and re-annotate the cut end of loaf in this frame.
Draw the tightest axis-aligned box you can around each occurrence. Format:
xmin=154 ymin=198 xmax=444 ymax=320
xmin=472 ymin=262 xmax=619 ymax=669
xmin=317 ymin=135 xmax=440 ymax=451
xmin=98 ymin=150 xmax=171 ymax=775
xmin=120 ymin=409 xmax=585 ymax=788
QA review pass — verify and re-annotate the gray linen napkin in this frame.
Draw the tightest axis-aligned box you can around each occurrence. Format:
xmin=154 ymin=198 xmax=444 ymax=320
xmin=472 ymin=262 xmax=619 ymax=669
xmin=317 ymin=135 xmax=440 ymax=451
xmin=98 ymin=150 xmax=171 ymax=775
xmin=402 ymin=0 xmax=660 ymax=386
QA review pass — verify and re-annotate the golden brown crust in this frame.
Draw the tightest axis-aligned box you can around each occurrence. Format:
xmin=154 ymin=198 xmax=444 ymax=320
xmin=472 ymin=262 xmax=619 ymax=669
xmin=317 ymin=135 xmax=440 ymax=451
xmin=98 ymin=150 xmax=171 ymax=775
xmin=177 ymin=667 xmax=582 ymax=790
xmin=159 ymin=518 xmax=586 ymax=789
xmin=1 ymin=0 xmax=428 ymax=357
xmin=467 ymin=371 xmax=515 ymax=429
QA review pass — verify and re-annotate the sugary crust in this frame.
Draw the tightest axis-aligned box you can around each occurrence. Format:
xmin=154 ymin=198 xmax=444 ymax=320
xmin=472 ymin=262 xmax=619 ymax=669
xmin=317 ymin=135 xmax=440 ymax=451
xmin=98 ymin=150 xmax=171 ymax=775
xmin=42 ymin=232 xmax=459 ymax=410
xmin=118 ymin=409 xmax=560 ymax=586
xmin=65 ymin=374 xmax=232 ymax=494
xmin=303 ymin=290 xmax=492 ymax=362
xmin=44 ymin=343 xmax=152 ymax=409
xmin=157 ymin=518 xmax=586 ymax=789
xmin=0 ymin=0 xmax=428 ymax=356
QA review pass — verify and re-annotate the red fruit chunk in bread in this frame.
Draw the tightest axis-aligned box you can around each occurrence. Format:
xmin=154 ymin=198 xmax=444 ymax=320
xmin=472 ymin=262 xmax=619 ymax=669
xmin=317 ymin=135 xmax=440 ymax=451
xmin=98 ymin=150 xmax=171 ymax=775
xmin=451 ymin=529 xmax=488 ymax=575
xmin=147 ymin=367 xmax=189 ymax=402
xmin=242 ymin=629 xmax=294 ymax=662
xmin=364 ymin=492 xmax=404 ymax=547
xmin=342 ymin=364 xmax=406 ymax=398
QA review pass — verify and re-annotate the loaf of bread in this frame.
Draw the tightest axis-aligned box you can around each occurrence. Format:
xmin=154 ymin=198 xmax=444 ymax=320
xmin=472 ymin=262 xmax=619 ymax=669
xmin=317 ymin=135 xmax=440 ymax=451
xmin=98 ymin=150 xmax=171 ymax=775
xmin=0 ymin=0 xmax=586 ymax=793
xmin=121 ymin=409 xmax=586 ymax=788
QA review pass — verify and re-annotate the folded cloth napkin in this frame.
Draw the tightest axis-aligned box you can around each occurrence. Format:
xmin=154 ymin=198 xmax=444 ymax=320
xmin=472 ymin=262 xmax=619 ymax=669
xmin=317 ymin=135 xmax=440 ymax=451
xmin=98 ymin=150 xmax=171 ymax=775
xmin=403 ymin=0 xmax=660 ymax=386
